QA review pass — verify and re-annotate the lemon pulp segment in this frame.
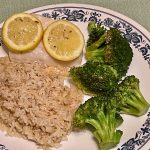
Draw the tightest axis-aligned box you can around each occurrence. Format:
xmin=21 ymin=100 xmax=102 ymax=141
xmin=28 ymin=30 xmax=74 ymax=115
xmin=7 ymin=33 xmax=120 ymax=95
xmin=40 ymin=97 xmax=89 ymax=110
xmin=8 ymin=17 xmax=39 ymax=45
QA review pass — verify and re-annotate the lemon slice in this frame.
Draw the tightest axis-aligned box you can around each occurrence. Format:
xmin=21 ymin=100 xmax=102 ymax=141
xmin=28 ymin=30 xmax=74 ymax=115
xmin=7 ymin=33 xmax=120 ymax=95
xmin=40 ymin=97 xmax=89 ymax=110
xmin=2 ymin=13 xmax=43 ymax=52
xmin=43 ymin=20 xmax=84 ymax=61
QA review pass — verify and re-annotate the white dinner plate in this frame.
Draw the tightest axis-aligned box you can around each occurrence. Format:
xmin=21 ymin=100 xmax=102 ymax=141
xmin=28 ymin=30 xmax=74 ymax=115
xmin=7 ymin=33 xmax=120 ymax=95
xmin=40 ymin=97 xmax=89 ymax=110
xmin=0 ymin=3 xmax=150 ymax=150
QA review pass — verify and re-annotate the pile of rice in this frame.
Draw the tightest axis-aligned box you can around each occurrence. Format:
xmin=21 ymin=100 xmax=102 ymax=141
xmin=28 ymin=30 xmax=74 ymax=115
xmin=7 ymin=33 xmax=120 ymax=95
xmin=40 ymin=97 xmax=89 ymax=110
xmin=0 ymin=57 xmax=83 ymax=149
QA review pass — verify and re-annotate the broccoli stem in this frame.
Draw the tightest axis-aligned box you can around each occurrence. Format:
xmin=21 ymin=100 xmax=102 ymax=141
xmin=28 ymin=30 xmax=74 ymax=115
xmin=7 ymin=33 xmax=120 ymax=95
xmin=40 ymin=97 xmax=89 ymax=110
xmin=88 ymin=21 xmax=97 ymax=33
xmin=87 ymin=34 xmax=106 ymax=51
xmin=86 ymin=47 xmax=105 ymax=61
xmin=115 ymin=113 xmax=124 ymax=127
xmin=120 ymin=89 xmax=150 ymax=116
xmin=95 ymin=130 xmax=123 ymax=150
xmin=114 ymin=75 xmax=150 ymax=116
xmin=85 ymin=111 xmax=123 ymax=150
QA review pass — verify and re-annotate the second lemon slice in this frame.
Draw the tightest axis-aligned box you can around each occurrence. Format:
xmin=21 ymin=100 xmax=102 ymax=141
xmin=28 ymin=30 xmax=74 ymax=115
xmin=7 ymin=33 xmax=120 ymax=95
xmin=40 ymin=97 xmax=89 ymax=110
xmin=43 ymin=20 xmax=84 ymax=61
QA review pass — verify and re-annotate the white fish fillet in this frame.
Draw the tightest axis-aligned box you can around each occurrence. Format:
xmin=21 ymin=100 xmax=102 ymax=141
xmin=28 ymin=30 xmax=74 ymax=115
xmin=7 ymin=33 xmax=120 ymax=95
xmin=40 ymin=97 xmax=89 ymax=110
xmin=7 ymin=14 xmax=83 ymax=67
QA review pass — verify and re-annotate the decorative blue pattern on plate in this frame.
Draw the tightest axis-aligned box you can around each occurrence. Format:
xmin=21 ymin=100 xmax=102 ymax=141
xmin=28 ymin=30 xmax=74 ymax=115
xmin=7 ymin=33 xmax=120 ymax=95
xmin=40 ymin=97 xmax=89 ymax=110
xmin=41 ymin=8 xmax=150 ymax=67
xmin=0 ymin=5 xmax=150 ymax=150
xmin=118 ymin=112 xmax=150 ymax=150
xmin=0 ymin=144 xmax=8 ymax=150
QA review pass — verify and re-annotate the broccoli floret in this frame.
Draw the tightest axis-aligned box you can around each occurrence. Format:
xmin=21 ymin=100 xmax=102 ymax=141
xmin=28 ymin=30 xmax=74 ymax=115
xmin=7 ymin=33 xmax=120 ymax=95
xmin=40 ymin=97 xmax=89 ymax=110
xmin=87 ymin=21 xmax=106 ymax=46
xmin=73 ymin=96 xmax=107 ymax=128
xmin=112 ymin=75 xmax=150 ymax=116
xmin=73 ymin=96 xmax=123 ymax=150
xmin=86 ymin=22 xmax=133 ymax=78
xmin=70 ymin=23 xmax=133 ymax=94
xmin=70 ymin=61 xmax=119 ymax=95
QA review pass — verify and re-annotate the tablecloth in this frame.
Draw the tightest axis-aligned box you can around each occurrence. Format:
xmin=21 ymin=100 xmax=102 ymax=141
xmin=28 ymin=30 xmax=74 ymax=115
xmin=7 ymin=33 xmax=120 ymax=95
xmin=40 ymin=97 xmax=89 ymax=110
xmin=0 ymin=0 xmax=150 ymax=32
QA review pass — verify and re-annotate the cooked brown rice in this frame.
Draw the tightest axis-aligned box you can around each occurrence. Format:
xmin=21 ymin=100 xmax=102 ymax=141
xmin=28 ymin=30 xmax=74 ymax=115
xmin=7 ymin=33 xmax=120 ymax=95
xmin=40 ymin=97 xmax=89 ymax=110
xmin=0 ymin=57 xmax=83 ymax=149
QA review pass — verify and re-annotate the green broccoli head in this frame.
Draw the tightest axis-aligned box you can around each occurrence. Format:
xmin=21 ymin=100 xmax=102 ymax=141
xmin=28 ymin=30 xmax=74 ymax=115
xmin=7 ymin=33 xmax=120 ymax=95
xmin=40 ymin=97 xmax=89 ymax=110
xmin=86 ymin=22 xmax=133 ymax=78
xmin=87 ymin=21 xmax=106 ymax=46
xmin=70 ymin=60 xmax=119 ymax=95
xmin=112 ymin=75 xmax=150 ymax=116
xmin=73 ymin=96 xmax=123 ymax=150
xmin=73 ymin=96 xmax=107 ymax=128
